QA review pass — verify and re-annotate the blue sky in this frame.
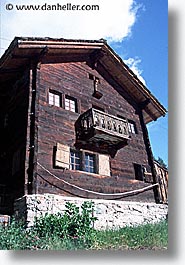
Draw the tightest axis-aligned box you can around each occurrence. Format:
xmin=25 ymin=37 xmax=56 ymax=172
xmin=0 ymin=0 xmax=168 ymax=165
xmin=110 ymin=0 xmax=168 ymax=165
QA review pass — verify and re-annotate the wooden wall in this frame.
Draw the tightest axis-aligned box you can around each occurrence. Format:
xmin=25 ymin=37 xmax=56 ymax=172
xmin=35 ymin=61 xmax=155 ymax=202
xmin=154 ymin=162 xmax=168 ymax=203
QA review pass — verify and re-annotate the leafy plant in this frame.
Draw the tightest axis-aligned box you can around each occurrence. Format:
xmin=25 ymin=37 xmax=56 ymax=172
xmin=33 ymin=201 xmax=97 ymax=247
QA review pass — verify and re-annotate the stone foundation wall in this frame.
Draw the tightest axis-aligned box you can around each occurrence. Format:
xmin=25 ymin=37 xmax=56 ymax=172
xmin=14 ymin=194 xmax=168 ymax=229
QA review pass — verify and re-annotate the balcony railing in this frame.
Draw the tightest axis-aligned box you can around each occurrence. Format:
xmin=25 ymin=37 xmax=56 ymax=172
xmin=75 ymin=108 xmax=130 ymax=146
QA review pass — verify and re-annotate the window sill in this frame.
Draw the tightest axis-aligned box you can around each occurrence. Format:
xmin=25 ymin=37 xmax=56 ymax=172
xmin=48 ymin=104 xmax=80 ymax=114
xmin=68 ymin=169 xmax=110 ymax=179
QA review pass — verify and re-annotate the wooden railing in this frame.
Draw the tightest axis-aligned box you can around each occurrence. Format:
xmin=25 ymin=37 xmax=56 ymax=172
xmin=76 ymin=108 xmax=130 ymax=142
xmin=154 ymin=162 xmax=168 ymax=204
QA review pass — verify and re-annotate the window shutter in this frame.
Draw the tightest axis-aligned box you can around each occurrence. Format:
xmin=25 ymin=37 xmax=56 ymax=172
xmin=55 ymin=143 xmax=70 ymax=169
xmin=98 ymin=154 xmax=110 ymax=176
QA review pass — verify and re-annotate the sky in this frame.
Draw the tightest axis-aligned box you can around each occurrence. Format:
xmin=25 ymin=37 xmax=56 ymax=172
xmin=0 ymin=0 xmax=168 ymax=165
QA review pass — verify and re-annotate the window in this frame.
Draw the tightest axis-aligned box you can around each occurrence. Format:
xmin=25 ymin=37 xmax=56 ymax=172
xmin=49 ymin=90 xmax=61 ymax=107
xmin=128 ymin=120 xmax=137 ymax=134
xmin=88 ymin=73 xmax=94 ymax=80
xmin=48 ymin=91 xmax=79 ymax=112
xmin=65 ymin=95 xmax=78 ymax=113
xmin=55 ymin=144 xmax=110 ymax=176
xmin=134 ymin=163 xmax=145 ymax=181
xmin=70 ymin=150 xmax=81 ymax=170
xmin=85 ymin=153 xmax=96 ymax=173
xmin=69 ymin=150 xmax=96 ymax=173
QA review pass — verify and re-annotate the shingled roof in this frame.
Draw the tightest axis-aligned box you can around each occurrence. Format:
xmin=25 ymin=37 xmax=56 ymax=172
xmin=0 ymin=37 xmax=167 ymax=123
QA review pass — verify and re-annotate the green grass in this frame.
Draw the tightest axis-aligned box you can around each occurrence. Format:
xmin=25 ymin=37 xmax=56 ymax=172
xmin=0 ymin=220 xmax=168 ymax=250
xmin=0 ymin=201 xmax=168 ymax=250
xmin=92 ymin=220 xmax=168 ymax=250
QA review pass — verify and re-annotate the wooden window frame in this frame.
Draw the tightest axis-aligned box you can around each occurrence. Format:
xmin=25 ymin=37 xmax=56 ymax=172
xmin=64 ymin=95 xmax=78 ymax=113
xmin=70 ymin=149 xmax=82 ymax=170
xmin=84 ymin=152 xmax=96 ymax=174
xmin=128 ymin=120 xmax=137 ymax=134
xmin=48 ymin=90 xmax=80 ymax=113
xmin=134 ymin=163 xmax=145 ymax=181
xmin=48 ymin=90 xmax=62 ymax=107
xmin=69 ymin=149 xmax=97 ymax=174
xmin=55 ymin=144 xmax=110 ymax=176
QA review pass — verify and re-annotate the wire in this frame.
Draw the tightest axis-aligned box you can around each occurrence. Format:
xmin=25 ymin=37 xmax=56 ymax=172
xmin=37 ymin=162 xmax=159 ymax=199
xmin=37 ymin=172 xmax=86 ymax=198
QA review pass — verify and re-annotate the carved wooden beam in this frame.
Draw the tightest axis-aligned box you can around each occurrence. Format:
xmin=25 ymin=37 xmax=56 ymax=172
xmin=89 ymin=50 xmax=106 ymax=69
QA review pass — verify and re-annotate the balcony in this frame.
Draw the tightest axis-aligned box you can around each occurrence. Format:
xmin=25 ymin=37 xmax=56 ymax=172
xmin=75 ymin=108 xmax=130 ymax=152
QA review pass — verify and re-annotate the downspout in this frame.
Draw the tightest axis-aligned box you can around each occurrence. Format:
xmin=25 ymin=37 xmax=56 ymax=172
xmin=26 ymin=63 xmax=38 ymax=195
xmin=138 ymin=100 xmax=161 ymax=203
xmin=25 ymin=48 xmax=47 ymax=195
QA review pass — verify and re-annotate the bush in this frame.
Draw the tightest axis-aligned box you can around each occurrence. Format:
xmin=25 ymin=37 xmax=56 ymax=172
xmin=0 ymin=201 xmax=97 ymax=250
xmin=33 ymin=200 xmax=97 ymax=248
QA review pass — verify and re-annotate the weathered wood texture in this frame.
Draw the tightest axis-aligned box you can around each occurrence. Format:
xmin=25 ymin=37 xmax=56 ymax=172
xmin=0 ymin=38 xmax=168 ymax=214
xmin=154 ymin=162 xmax=168 ymax=203
xmin=35 ymin=62 xmax=155 ymax=202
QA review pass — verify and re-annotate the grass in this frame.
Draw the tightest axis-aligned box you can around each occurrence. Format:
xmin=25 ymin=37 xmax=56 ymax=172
xmin=0 ymin=201 xmax=168 ymax=250
xmin=92 ymin=220 xmax=168 ymax=250
xmin=0 ymin=220 xmax=168 ymax=250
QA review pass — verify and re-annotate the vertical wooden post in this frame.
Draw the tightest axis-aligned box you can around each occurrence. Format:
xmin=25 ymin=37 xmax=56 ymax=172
xmin=138 ymin=108 xmax=161 ymax=203
xmin=25 ymin=63 xmax=39 ymax=195
xmin=24 ymin=69 xmax=33 ymax=195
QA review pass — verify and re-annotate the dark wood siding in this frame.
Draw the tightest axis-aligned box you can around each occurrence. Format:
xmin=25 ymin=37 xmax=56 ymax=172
xmin=35 ymin=62 xmax=155 ymax=202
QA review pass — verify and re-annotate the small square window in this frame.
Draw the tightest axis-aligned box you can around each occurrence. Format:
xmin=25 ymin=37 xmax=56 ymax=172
xmin=128 ymin=120 xmax=137 ymax=134
xmin=56 ymin=147 xmax=107 ymax=175
xmin=65 ymin=95 xmax=78 ymax=113
xmin=70 ymin=150 xmax=81 ymax=170
xmin=89 ymin=73 xmax=94 ymax=80
xmin=85 ymin=153 xmax=96 ymax=173
xmin=134 ymin=163 xmax=145 ymax=181
xmin=49 ymin=90 xmax=61 ymax=107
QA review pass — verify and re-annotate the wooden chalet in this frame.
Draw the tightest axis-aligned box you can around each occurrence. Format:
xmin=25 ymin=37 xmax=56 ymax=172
xmin=0 ymin=37 xmax=167 ymax=214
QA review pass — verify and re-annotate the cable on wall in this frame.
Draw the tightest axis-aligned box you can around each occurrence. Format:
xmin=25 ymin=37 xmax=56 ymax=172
xmin=37 ymin=162 xmax=159 ymax=199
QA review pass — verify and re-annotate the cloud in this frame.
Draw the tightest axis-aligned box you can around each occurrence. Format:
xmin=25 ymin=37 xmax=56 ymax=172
xmin=1 ymin=0 xmax=140 ymax=55
xmin=123 ymin=57 xmax=147 ymax=85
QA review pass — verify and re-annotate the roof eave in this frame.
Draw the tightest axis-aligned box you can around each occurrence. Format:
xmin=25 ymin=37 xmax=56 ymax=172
xmin=0 ymin=37 xmax=167 ymax=123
